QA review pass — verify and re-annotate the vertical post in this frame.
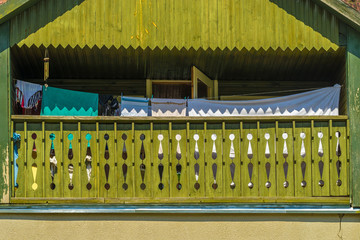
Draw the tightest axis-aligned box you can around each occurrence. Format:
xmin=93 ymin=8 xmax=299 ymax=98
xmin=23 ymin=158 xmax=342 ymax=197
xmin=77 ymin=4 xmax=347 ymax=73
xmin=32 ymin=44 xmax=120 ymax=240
xmin=214 ymin=80 xmax=219 ymax=100
xmin=0 ymin=22 xmax=10 ymax=203
xmin=346 ymin=26 xmax=360 ymax=207
xmin=146 ymin=79 xmax=152 ymax=98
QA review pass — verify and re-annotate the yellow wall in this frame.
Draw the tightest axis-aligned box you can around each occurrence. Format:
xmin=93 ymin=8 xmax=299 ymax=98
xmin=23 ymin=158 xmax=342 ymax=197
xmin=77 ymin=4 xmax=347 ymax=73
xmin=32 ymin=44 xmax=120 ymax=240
xmin=0 ymin=213 xmax=359 ymax=240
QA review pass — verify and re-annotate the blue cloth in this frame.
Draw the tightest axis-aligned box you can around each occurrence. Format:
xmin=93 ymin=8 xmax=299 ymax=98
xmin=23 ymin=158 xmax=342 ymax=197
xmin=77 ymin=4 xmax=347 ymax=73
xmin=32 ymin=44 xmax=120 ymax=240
xmin=13 ymin=133 xmax=21 ymax=188
xmin=41 ymin=86 xmax=98 ymax=116
xmin=121 ymin=96 xmax=149 ymax=116
xmin=188 ymin=85 xmax=341 ymax=116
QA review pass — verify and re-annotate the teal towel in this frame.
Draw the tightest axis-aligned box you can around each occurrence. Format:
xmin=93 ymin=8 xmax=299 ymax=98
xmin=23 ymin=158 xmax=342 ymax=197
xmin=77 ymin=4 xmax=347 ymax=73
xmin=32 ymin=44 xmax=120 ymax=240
xmin=41 ymin=86 xmax=98 ymax=116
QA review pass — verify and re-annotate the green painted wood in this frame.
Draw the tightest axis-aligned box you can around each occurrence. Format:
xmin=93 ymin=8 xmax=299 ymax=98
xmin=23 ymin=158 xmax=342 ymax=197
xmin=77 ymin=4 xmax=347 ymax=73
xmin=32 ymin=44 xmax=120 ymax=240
xmin=80 ymin=123 xmax=97 ymax=198
xmin=205 ymin=124 xmax=223 ymax=197
xmin=9 ymin=0 xmax=339 ymax=51
xmin=0 ymin=0 xmax=41 ymax=24
xmin=347 ymin=120 xmax=350 ymax=196
xmin=11 ymin=118 xmax=351 ymax=202
xmin=152 ymin=124 xmax=170 ymax=198
xmin=170 ymin=123 xmax=188 ymax=198
xmin=330 ymin=121 xmax=348 ymax=196
xmin=0 ymin=21 xmax=10 ymax=202
xmin=258 ymin=123 xmax=276 ymax=197
xmin=44 ymin=123 xmax=62 ymax=198
xmin=25 ymin=123 xmax=43 ymax=198
xmin=346 ymin=26 xmax=360 ymax=207
xmin=99 ymin=124 xmax=116 ymax=198
xmin=223 ymin=123 xmax=241 ymax=197
xmin=294 ymin=122 xmax=312 ymax=197
xmin=276 ymin=122 xmax=295 ymax=197
xmin=189 ymin=124 xmax=205 ymax=197
xmin=62 ymin=123 xmax=80 ymax=198
xmin=312 ymin=121 xmax=330 ymax=196
xmin=116 ymin=123 xmax=134 ymax=198
xmin=13 ymin=122 xmax=25 ymax=197
xmin=134 ymin=124 xmax=152 ymax=198
xmin=241 ymin=123 xmax=258 ymax=197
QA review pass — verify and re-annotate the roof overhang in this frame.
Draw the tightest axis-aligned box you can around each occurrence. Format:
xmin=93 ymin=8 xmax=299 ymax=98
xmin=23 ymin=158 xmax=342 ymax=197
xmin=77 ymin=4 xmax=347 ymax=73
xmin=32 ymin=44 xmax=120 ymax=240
xmin=313 ymin=0 xmax=360 ymax=32
xmin=0 ymin=0 xmax=40 ymax=25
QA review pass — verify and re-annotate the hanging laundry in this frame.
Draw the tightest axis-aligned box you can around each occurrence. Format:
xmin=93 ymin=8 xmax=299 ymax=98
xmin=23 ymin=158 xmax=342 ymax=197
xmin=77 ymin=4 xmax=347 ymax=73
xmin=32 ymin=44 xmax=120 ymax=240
xmin=41 ymin=86 xmax=98 ymax=116
xmin=188 ymin=85 xmax=340 ymax=116
xmin=15 ymin=80 xmax=42 ymax=109
xmin=15 ymin=80 xmax=43 ymax=115
xmin=99 ymin=94 xmax=120 ymax=116
xmin=151 ymin=98 xmax=187 ymax=117
xmin=121 ymin=96 xmax=149 ymax=116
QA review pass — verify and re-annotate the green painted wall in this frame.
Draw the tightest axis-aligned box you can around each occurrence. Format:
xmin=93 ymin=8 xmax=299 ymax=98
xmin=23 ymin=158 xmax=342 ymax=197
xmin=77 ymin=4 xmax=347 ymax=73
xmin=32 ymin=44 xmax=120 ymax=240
xmin=346 ymin=26 xmax=360 ymax=207
xmin=0 ymin=21 xmax=10 ymax=203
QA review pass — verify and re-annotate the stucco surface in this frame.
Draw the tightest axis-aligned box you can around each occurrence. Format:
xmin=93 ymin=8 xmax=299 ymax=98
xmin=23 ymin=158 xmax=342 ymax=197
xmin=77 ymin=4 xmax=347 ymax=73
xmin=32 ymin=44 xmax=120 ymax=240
xmin=0 ymin=213 xmax=359 ymax=240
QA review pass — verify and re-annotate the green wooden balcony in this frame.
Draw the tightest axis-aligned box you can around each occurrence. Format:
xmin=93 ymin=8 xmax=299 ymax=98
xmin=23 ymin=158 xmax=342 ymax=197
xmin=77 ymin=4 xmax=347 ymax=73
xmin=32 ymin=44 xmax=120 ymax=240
xmin=10 ymin=116 xmax=350 ymax=204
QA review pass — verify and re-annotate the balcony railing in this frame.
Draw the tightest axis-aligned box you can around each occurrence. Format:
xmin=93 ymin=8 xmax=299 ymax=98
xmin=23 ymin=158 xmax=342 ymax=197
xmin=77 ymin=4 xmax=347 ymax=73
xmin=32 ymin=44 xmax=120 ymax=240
xmin=10 ymin=116 xmax=350 ymax=204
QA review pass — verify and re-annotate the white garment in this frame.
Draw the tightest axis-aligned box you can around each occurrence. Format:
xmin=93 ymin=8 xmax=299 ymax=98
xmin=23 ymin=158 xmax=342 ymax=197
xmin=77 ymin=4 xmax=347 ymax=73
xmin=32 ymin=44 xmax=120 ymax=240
xmin=15 ymin=80 xmax=42 ymax=108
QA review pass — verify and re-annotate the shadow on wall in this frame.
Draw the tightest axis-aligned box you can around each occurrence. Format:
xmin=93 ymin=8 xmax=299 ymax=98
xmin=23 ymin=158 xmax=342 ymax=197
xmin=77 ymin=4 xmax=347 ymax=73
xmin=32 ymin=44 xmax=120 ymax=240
xmin=270 ymin=0 xmax=339 ymax=45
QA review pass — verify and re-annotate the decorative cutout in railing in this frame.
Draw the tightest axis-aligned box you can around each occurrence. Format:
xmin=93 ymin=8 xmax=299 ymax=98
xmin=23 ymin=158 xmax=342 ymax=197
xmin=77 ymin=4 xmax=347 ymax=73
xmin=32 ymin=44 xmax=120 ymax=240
xmin=10 ymin=117 xmax=350 ymax=203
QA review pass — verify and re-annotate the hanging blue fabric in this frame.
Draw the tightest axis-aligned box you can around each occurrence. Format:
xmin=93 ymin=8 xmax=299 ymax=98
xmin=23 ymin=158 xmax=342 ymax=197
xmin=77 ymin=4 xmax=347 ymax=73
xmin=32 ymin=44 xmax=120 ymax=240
xmin=13 ymin=133 xmax=21 ymax=188
xmin=121 ymin=96 xmax=149 ymax=116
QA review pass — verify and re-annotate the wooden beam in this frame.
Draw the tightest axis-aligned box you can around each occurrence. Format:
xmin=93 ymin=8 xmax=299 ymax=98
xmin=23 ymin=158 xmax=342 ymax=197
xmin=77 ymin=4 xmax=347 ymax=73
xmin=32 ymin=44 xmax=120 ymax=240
xmin=146 ymin=79 xmax=152 ymax=98
xmin=346 ymin=26 xmax=360 ymax=207
xmin=214 ymin=79 xmax=218 ymax=100
xmin=192 ymin=66 xmax=215 ymax=99
xmin=0 ymin=22 xmax=10 ymax=203
xmin=0 ymin=0 xmax=41 ymax=25
xmin=313 ymin=0 xmax=360 ymax=33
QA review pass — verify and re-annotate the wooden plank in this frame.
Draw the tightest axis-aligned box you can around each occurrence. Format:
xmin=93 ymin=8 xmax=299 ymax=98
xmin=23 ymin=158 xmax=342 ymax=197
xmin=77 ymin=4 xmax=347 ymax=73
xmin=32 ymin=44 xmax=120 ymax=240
xmin=276 ymin=122 xmax=295 ymax=197
xmin=10 ymin=121 xmax=14 ymax=198
xmin=0 ymin=21 xmax=10 ymax=203
xmin=99 ymin=123 xmax=116 ymax=198
xmin=170 ymin=123 xmax=188 ymax=197
xmin=294 ymin=122 xmax=312 ymax=197
xmin=0 ymin=0 xmax=41 ymax=24
xmin=330 ymin=121 xmax=348 ymax=196
xmin=312 ymin=121 xmax=330 ymax=196
xmin=25 ymin=122 xmax=43 ymax=198
xmin=13 ymin=122 xmax=25 ymax=198
xmin=44 ymin=123 xmax=62 ymax=198
xmin=223 ymin=123 xmax=241 ymax=197
xmin=10 ymin=196 xmax=351 ymax=205
xmin=116 ymin=123 xmax=134 ymax=198
xmin=62 ymin=123 xmax=80 ymax=198
xmin=134 ymin=123 xmax=152 ymax=198
xmin=241 ymin=122 xmax=258 ymax=197
xmin=346 ymin=27 xmax=360 ymax=206
xmin=11 ymin=115 xmax=349 ymax=122
xmin=152 ymin=123 xmax=170 ymax=198
xmin=258 ymin=122 xmax=276 ymax=197
xmin=188 ymin=123 xmax=205 ymax=197
xmin=205 ymin=123 xmax=223 ymax=197
xmin=80 ymin=123 xmax=97 ymax=198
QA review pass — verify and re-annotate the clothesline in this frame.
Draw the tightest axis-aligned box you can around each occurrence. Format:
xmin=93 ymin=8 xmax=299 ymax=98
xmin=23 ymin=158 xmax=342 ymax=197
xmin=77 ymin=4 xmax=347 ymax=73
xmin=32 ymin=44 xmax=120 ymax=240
xmin=203 ymin=86 xmax=340 ymax=100
xmin=13 ymin=79 xmax=341 ymax=117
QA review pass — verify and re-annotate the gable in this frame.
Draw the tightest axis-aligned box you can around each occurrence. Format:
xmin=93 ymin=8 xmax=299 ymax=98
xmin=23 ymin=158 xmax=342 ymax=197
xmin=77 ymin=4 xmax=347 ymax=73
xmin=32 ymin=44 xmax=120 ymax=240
xmin=9 ymin=0 xmax=339 ymax=51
